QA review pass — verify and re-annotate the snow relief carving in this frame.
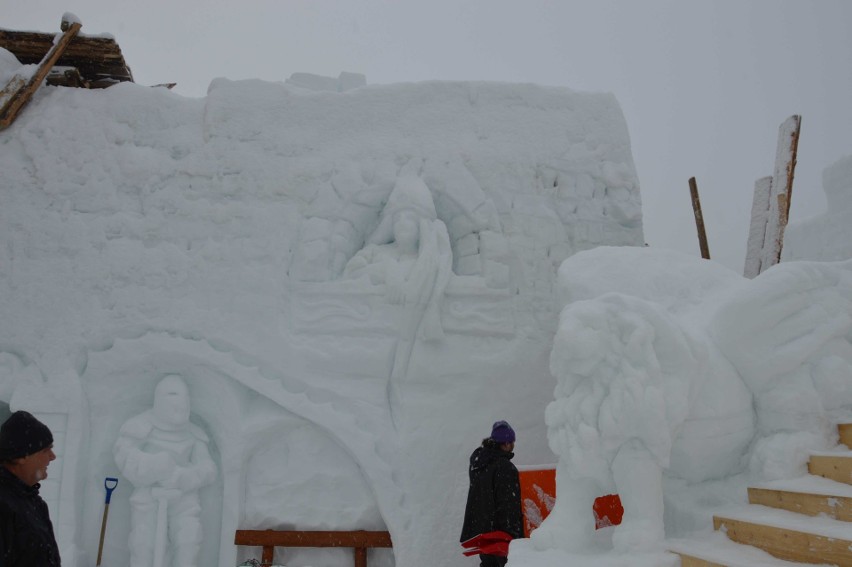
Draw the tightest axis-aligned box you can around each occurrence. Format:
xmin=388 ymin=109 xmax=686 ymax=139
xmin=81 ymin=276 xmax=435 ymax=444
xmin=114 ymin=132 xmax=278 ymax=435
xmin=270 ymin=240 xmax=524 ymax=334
xmin=288 ymin=168 xmax=518 ymax=348
xmin=342 ymin=175 xmax=452 ymax=341
xmin=114 ymin=374 xmax=217 ymax=567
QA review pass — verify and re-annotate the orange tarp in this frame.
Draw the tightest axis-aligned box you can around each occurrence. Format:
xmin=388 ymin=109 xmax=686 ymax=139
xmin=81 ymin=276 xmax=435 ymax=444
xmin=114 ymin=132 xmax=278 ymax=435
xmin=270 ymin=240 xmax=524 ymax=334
xmin=518 ymin=467 xmax=556 ymax=537
xmin=518 ymin=467 xmax=623 ymax=536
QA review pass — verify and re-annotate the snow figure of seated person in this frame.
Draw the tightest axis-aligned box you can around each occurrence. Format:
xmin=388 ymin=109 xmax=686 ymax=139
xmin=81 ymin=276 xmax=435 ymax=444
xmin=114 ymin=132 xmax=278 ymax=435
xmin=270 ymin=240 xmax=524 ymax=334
xmin=343 ymin=176 xmax=452 ymax=380
xmin=114 ymin=374 xmax=217 ymax=567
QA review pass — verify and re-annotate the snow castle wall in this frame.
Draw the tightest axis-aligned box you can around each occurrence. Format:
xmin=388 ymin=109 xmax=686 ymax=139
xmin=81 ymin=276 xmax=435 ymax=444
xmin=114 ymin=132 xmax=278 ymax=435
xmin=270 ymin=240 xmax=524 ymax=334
xmin=0 ymin=64 xmax=643 ymax=567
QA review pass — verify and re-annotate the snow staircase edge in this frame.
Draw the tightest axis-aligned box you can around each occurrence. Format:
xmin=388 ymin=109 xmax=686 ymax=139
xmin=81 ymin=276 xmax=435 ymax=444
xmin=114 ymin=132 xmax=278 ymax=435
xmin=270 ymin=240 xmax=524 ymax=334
xmin=671 ymin=422 xmax=852 ymax=567
xmin=669 ymin=532 xmax=824 ymax=567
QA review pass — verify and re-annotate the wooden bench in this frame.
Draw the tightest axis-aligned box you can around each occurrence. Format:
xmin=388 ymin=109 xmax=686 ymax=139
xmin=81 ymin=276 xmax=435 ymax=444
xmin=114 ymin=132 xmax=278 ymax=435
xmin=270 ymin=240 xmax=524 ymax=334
xmin=234 ymin=529 xmax=392 ymax=567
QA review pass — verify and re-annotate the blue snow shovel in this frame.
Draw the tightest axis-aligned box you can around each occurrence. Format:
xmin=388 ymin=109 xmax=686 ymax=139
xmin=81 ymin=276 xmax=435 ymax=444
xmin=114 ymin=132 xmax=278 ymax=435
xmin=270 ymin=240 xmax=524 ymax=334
xmin=96 ymin=477 xmax=119 ymax=566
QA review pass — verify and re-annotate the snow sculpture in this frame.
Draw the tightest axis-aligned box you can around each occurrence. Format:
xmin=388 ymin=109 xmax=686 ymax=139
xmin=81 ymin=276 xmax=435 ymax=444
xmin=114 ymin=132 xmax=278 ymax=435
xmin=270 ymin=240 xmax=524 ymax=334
xmin=114 ymin=374 xmax=217 ymax=567
xmin=533 ymin=247 xmax=852 ymax=552
xmin=783 ymin=153 xmax=852 ymax=262
xmin=0 ymin=74 xmax=647 ymax=567
xmin=343 ymin=175 xmax=452 ymax=378
xmin=534 ymin=293 xmax=716 ymax=551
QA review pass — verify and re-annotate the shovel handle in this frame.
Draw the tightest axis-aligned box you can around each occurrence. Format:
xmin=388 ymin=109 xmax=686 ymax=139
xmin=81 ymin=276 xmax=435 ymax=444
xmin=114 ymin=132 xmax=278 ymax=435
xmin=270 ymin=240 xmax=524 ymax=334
xmin=104 ymin=477 xmax=118 ymax=503
xmin=97 ymin=477 xmax=119 ymax=566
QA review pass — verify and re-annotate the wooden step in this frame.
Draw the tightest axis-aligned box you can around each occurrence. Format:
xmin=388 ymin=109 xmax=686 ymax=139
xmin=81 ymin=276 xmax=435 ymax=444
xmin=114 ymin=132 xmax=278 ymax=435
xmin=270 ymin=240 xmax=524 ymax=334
xmin=748 ymin=476 xmax=852 ymax=521
xmin=714 ymin=505 xmax=852 ymax=566
xmin=670 ymin=533 xmax=818 ymax=567
xmin=840 ymin=423 xmax=852 ymax=449
xmin=676 ymin=554 xmax=725 ymax=567
xmin=808 ymin=451 xmax=852 ymax=485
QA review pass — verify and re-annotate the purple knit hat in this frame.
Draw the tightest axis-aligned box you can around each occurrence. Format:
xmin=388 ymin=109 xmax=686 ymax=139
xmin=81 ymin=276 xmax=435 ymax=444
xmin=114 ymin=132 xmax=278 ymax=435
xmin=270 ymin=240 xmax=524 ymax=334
xmin=490 ymin=420 xmax=515 ymax=444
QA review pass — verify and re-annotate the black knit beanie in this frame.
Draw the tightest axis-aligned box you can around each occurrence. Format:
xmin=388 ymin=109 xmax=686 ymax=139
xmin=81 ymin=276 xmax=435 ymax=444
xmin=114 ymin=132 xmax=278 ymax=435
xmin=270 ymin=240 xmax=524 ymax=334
xmin=0 ymin=411 xmax=54 ymax=461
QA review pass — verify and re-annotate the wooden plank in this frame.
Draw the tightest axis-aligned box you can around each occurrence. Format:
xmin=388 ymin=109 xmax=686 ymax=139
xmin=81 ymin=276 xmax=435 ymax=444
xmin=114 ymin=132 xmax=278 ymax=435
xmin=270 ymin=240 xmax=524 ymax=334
xmin=0 ymin=20 xmax=82 ymax=130
xmin=0 ymin=74 xmax=27 ymax=110
xmin=759 ymin=115 xmax=801 ymax=272
xmin=675 ymin=552 xmax=727 ymax=567
xmin=744 ymin=176 xmax=772 ymax=278
xmin=261 ymin=545 xmax=273 ymax=566
xmin=840 ymin=423 xmax=852 ymax=450
xmin=235 ymin=530 xmax=392 ymax=548
xmin=0 ymin=30 xmax=125 ymax=61
xmin=689 ymin=177 xmax=711 ymax=260
xmin=714 ymin=516 xmax=852 ymax=566
xmin=808 ymin=454 xmax=852 ymax=485
xmin=0 ymin=29 xmax=133 ymax=84
xmin=47 ymin=66 xmax=89 ymax=88
xmin=748 ymin=486 xmax=852 ymax=521
xmin=354 ymin=546 xmax=367 ymax=567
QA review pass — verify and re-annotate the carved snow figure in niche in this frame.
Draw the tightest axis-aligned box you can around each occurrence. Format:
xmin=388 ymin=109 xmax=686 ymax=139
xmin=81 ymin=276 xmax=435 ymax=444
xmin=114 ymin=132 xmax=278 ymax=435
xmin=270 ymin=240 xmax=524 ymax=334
xmin=343 ymin=176 xmax=453 ymax=380
xmin=114 ymin=374 xmax=217 ymax=567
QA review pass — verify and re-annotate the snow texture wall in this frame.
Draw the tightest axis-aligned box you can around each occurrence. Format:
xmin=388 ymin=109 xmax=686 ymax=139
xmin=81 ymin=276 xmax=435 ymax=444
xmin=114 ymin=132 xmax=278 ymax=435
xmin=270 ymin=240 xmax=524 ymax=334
xmin=783 ymin=154 xmax=852 ymax=262
xmin=0 ymin=58 xmax=644 ymax=567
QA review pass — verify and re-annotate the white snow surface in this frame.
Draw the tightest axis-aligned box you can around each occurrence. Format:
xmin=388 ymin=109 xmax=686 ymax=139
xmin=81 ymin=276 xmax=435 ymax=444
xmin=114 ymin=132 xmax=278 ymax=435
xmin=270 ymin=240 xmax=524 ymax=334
xmin=0 ymin=58 xmax=646 ymax=567
xmin=61 ymin=12 xmax=82 ymax=27
xmin=1 ymin=50 xmax=850 ymax=567
xmin=784 ymin=153 xmax=852 ymax=262
xmin=526 ymin=246 xmax=852 ymax=564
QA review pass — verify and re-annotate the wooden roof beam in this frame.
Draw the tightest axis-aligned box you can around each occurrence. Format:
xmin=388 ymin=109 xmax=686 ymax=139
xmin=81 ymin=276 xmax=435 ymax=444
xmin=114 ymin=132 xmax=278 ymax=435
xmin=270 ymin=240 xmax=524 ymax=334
xmin=0 ymin=16 xmax=82 ymax=130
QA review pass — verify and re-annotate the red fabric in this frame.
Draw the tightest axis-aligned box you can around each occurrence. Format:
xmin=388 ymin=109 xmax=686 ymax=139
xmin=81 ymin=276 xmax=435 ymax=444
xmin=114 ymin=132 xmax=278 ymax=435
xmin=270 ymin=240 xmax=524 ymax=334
xmin=461 ymin=530 xmax=513 ymax=557
xmin=592 ymin=493 xmax=624 ymax=529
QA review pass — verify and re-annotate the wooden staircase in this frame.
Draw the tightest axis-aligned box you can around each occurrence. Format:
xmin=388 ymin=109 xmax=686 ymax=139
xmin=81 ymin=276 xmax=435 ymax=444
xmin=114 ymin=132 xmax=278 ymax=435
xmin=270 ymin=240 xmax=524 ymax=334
xmin=673 ymin=423 xmax=852 ymax=567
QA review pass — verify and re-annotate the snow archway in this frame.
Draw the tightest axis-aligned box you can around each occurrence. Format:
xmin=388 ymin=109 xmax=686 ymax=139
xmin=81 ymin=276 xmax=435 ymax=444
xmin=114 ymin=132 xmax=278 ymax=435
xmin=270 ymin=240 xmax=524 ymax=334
xmin=77 ymin=331 xmax=400 ymax=567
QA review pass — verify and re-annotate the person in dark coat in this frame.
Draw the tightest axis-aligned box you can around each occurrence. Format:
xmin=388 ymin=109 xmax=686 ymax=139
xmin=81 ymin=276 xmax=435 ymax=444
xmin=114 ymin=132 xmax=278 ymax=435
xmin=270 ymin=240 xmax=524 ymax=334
xmin=460 ymin=420 xmax=523 ymax=567
xmin=0 ymin=410 xmax=61 ymax=566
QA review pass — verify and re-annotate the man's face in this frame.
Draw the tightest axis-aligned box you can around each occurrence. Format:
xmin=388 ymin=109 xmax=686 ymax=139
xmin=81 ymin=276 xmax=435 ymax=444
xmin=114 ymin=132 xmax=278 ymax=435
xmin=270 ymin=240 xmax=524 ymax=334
xmin=5 ymin=445 xmax=56 ymax=486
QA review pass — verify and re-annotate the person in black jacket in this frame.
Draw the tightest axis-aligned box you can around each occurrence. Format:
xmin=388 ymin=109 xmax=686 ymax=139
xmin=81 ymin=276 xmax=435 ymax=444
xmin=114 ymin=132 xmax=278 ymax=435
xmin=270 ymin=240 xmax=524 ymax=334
xmin=0 ymin=410 xmax=61 ymax=566
xmin=460 ymin=420 xmax=523 ymax=567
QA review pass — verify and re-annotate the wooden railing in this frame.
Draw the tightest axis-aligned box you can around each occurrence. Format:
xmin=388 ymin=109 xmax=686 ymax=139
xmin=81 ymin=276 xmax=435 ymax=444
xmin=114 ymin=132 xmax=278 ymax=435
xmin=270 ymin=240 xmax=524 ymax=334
xmin=235 ymin=529 xmax=392 ymax=567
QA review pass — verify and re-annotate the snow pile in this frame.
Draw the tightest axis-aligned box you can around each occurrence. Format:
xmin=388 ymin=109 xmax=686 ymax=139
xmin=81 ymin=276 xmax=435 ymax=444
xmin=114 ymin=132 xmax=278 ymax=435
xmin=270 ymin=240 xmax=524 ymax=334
xmin=783 ymin=153 xmax=852 ymax=261
xmin=0 ymin=48 xmax=645 ymax=567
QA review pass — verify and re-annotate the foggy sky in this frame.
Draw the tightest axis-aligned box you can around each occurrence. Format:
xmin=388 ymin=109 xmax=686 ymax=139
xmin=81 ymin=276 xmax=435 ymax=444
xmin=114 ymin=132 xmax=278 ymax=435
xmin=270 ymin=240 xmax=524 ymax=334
xmin=5 ymin=0 xmax=851 ymax=271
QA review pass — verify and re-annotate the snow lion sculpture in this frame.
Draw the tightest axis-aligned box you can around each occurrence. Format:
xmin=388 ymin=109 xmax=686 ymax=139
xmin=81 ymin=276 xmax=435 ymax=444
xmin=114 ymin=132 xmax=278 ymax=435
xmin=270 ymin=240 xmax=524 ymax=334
xmin=532 ymin=247 xmax=852 ymax=551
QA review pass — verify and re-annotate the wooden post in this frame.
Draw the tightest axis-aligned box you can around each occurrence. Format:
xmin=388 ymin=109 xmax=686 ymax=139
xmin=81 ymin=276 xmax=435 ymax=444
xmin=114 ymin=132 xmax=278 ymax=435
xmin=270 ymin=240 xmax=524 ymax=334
xmin=0 ymin=17 xmax=82 ymax=130
xmin=261 ymin=546 xmax=274 ymax=567
xmin=759 ymin=115 xmax=801 ymax=271
xmin=354 ymin=547 xmax=368 ymax=567
xmin=743 ymin=176 xmax=773 ymax=278
xmin=688 ymin=177 xmax=711 ymax=259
